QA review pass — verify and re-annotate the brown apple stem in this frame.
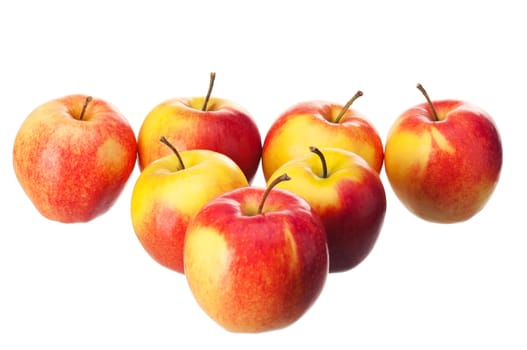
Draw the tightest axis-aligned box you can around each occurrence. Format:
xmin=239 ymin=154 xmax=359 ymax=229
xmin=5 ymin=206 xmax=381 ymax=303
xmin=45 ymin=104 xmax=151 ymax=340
xmin=257 ymin=173 xmax=291 ymax=214
xmin=79 ymin=96 xmax=93 ymax=121
xmin=159 ymin=136 xmax=185 ymax=169
xmin=309 ymin=146 xmax=328 ymax=178
xmin=334 ymin=90 xmax=363 ymax=123
xmin=416 ymin=83 xmax=439 ymax=122
xmin=202 ymin=72 xmax=216 ymax=111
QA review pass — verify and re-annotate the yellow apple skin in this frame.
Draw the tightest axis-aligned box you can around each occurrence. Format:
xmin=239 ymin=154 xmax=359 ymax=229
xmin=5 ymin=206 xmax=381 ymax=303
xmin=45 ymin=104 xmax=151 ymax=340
xmin=130 ymin=149 xmax=248 ymax=273
xmin=268 ymin=148 xmax=386 ymax=272
xmin=385 ymin=100 xmax=503 ymax=223
xmin=184 ymin=187 xmax=328 ymax=333
xmin=262 ymin=100 xmax=384 ymax=181
xmin=137 ymin=97 xmax=262 ymax=183
xmin=13 ymin=94 xmax=137 ymax=223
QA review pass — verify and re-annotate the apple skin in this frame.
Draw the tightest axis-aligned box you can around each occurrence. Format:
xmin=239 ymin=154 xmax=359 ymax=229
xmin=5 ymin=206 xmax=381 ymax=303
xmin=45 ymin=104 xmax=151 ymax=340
xmin=130 ymin=148 xmax=248 ymax=273
xmin=261 ymin=100 xmax=384 ymax=181
xmin=137 ymin=97 xmax=262 ymax=183
xmin=184 ymin=186 xmax=329 ymax=333
xmin=268 ymin=147 xmax=386 ymax=272
xmin=12 ymin=94 xmax=137 ymax=223
xmin=384 ymin=99 xmax=503 ymax=223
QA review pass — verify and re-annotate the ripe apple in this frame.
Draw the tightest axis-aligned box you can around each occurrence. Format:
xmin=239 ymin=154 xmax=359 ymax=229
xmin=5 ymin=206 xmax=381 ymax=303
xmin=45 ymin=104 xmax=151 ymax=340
xmin=13 ymin=94 xmax=137 ymax=223
xmin=267 ymin=146 xmax=386 ymax=272
xmin=137 ymin=72 xmax=262 ymax=183
xmin=384 ymin=84 xmax=503 ymax=223
xmin=131 ymin=137 xmax=249 ymax=273
xmin=184 ymin=174 xmax=329 ymax=333
xmin=261 ymin=91 xmax=384 ymax=181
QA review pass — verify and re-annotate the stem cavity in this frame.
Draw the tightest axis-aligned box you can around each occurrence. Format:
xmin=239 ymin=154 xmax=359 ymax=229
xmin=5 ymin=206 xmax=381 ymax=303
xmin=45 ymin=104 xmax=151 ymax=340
xmin=159 ymin=136 xmax=185 ymax=169
xmin=258 ymin=173 xmax=291 ymax=214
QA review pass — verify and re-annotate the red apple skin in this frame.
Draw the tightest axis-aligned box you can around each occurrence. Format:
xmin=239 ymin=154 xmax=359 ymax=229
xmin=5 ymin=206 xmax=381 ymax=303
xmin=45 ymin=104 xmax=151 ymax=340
xmin=269 ymin=148 xmax=387 ymax=272
xmin=384 ymin=100 xmax=503 ymax=223
xmin=262 ymin=100 xmax=384 ymax=181
xmin=323 ymin=174 xmax=386 ymax=271
xmin=137 ymin=97 xmax=262 ymax=183
xmin=13 ymin=95 xmax=137 ymax=223
xmin=184 ymin=187 xmax=329 ymax=333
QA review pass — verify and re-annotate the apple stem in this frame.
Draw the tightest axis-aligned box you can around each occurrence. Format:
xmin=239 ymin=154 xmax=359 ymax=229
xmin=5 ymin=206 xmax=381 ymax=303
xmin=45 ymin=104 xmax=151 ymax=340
xmin=334 ymin=90 xmax=363 ymax=123
xmin=202 ymin=72 xmax=216 ymax=111
xmin=79 ymin=96 xmax=93 ymax=121
xmin=309 ymin=146 xmax=328 ymax=178
xmin=416 ymin=83 xmax=439 ymax=122
xmin=258 ymin=173 xmax=291 ymax=214
xmin=159 ymin=136 xmax=185 ymax=169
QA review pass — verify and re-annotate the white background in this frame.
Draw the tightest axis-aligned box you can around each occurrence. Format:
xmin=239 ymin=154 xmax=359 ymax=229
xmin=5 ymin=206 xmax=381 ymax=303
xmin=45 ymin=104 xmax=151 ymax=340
xmin=1 ymin=1 xmax=525 ymax=349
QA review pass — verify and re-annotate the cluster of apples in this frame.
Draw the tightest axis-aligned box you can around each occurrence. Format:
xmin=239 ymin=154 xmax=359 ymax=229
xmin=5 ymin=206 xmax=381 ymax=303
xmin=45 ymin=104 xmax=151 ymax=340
xmin=12 ymin=73 xmax=503 ymax=333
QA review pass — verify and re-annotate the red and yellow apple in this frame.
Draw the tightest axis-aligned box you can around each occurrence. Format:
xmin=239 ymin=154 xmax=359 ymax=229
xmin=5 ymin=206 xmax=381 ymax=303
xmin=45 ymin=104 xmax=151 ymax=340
xmin=384 ymin=84 xmax=503 ymax=223
xmin=131 ymin=137 xmax=248 ymax=273
xmin=261 ymin=91 xmax=384 ymax=181
xmin=13 ymin=94 xmax=137 ymax=223
xmin=137 ymin=72 xmax=262 ymax=183
xmin=184 ymin=174 xmax=329 ymax=333
xmin=268 ymin=147 xmax=386 ymax=272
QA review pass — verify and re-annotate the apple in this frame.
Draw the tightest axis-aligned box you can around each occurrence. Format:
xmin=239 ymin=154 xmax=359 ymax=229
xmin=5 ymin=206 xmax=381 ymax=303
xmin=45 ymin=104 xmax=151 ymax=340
xmin=137 ymin=72 xmax=262 ymax=183
xmin=184 ymin=174 xmax=329 ymax=333
xmin=261 ymin=91 xmax=384 ymax=181
xmin=384 ymin=84 xmax=503 ymax=223
xmin=12 ymin=94 xmax=137 ymax=223
xmin=130 ymin=137 xmax=249 ymax=273
xmin=267 ymin=146 xmax=386 ymax=272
